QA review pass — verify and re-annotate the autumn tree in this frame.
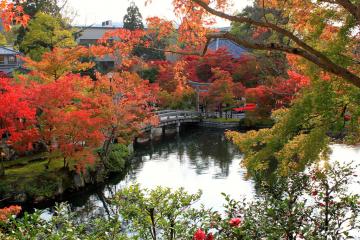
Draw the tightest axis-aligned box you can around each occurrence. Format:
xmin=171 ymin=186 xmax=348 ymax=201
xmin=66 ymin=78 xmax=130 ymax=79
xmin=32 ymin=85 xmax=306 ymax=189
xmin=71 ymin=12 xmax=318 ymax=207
xmin=21 ymin=46 xmax=94 ymax=82
xmin=14 ymin=0 xmax=66 ymax=47
xmin=0 ymin=0 xmax=29 ymax=31
xmin=207 ymin=68 xmax=235 ymax=116
xmin=20 ymin=12 xmax=76 ymax=60
xmin=230 ymin=5 xmax=289 ymax=79
xmin=141 ymin=0 xmax=360 ymax=179
xmin=0 ymin=78 xmax=38 ymax=176
xmin=93 ymin=72 xmax=158 ymax=165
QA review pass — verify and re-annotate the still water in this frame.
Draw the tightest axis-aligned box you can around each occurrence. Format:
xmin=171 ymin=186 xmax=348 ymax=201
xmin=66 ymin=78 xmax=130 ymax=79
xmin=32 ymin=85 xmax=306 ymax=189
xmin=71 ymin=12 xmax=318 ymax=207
xmin=41 ymin=127 xmax=253 ymax=219
xmin=42 ymin=127 xmax=360 ymax=219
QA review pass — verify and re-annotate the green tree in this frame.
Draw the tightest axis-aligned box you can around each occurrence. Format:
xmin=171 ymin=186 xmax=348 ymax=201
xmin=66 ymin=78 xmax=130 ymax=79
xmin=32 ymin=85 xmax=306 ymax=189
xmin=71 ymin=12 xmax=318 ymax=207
xmin=14 ymin=0 xmax=64 ymax=48
xmin=123 ymin=1 xmax=144 ymax=30
xmin=0 ymin=34 xmax=7 ymax=45
xmin=20 ymin=12 xmax=76 ymax=61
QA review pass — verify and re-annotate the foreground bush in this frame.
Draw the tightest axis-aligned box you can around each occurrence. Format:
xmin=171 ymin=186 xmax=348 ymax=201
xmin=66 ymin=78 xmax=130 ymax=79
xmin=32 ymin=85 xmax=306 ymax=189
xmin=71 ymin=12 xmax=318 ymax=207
xmin=0 ymin=161 xmax=359 ymax=239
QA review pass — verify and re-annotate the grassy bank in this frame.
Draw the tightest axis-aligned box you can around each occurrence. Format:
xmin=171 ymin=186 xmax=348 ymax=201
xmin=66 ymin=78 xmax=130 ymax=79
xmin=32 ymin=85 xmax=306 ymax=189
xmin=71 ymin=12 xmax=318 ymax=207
xmin=0 ymin=154 xmax=71 ymax=203
xmin=0 ymin=144 xmax=130 ymax=205
xmin=205 ymin=117 xmax=241 ymax=123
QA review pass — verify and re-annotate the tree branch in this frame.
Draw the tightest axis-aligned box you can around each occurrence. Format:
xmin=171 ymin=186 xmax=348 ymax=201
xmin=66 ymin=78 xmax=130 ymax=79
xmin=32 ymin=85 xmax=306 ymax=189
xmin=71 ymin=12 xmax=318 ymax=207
xmin=190 ymin=0 xmax=360 ymax=88
xmin=322 ymin=0 xmax=360 ymax=22
xmin=191 ymin=0 xmax=329 ymax=61
xmin=206 ymin=32 xmax=360 ymax=88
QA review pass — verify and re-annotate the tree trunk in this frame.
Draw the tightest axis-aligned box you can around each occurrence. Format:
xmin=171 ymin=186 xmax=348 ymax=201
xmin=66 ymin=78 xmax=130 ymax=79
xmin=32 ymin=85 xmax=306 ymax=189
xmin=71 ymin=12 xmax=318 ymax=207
xmin=101 ymin=127 xmax=117 ymax=167
xmin=0 ymin=156 xmax=4 ymax=177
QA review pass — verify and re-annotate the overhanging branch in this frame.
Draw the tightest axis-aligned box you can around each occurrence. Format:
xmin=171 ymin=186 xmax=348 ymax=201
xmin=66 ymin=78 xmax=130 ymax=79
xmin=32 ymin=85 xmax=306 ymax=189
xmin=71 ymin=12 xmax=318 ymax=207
xmin=206 ymin=32 xmax=360 ymax=88
xmin=190 ymin=0 xmax=360 ymax=88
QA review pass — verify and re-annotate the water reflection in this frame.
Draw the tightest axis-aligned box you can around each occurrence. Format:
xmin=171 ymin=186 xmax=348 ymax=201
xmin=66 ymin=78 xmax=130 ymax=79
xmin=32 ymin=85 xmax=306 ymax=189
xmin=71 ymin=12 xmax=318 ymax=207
xmin=133 ymin=128 xmax=239 ymax=179
xmin=49 ymin=127 xmax=254 ymax=220
xmin=40 ymin=128 xmax=360 ymax=222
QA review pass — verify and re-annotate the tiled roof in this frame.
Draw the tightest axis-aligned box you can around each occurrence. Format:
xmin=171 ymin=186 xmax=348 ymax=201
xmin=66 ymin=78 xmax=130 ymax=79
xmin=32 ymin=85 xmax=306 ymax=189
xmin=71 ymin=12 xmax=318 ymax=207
xmin=207 ymin=38 xmax=247 ymax=58
xmin=0 ymin=46 xmax=20 ymax=55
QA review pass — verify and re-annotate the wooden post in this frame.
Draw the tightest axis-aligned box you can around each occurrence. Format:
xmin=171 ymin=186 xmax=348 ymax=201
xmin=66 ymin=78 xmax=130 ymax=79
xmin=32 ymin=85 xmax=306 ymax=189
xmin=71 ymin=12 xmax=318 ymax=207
xmin=176 ymin=122 xmax=180 ymax=133
xmin=150 ymin=127 xmax=154 ymax=140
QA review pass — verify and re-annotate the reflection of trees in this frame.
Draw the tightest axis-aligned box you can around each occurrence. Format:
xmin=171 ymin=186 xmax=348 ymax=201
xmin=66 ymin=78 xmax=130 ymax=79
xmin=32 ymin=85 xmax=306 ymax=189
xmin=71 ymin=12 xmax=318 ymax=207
xmin=134 ymin=127 xmax=239 ymax=178
xmin=45 ymin=126 xmax=241 ymax=221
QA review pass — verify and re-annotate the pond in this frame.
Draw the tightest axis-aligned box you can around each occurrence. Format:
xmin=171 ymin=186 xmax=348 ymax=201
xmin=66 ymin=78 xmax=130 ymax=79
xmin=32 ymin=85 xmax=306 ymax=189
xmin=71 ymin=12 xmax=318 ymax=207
xmin=40 ymin=127 xmax=253 ymax=219
xmin=41 ymin=126 xmax=360 ymax=220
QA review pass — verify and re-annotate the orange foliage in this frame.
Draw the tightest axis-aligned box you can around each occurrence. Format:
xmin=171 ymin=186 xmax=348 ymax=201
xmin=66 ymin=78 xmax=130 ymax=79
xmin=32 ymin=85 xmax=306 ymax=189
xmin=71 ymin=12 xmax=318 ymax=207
xmin=207 ymin=68 xmax=235 ymax=108
xmin=93 ymin=72 xmax=159 ymax=143
xmin=22 ymin=47 xmax=94 ymax=82
xmin=0 ymin=1 xmax=29 ymax=31
xmin=146 ymin=17 xmax=175 ymax=40
xmin=0 ymin=205 xmax=21 ymax=222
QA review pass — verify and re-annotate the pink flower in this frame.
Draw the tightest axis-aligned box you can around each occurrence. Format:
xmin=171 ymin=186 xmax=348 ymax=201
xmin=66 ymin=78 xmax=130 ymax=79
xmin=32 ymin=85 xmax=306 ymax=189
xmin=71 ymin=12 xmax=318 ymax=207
xmin=229 ymin=217 xmax=241 ymax=227
xmin=194 ymin=229 xmax=206 ymax=240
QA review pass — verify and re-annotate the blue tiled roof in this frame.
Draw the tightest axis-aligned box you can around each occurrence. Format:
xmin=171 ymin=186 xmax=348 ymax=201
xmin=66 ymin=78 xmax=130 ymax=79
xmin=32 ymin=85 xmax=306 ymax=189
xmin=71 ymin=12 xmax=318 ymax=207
xmin=207 ymin=38 xmax=247 ymax=58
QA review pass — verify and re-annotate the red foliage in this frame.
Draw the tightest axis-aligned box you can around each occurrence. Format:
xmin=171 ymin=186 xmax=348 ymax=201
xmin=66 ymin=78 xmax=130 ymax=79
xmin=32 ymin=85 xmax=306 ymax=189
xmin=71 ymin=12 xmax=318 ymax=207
xmin=0 ymin=78 xmax=38 ymax=151
xmin=183 ymin=48 xmax=247 ymax=83
xmin=244 ymin=70 xmax=310 ymax=117
xmin=207 ymin=68 xmax=235 ymax=108
xmin=0 ymin=205 xmax=21 ymax=222
xmin=344 ymin=115 xmax=351 ymax=121
xmin=271 ymin=70 xmax=310 ymax=107
xmin=93 ymin=72 xmax=159 ymax=144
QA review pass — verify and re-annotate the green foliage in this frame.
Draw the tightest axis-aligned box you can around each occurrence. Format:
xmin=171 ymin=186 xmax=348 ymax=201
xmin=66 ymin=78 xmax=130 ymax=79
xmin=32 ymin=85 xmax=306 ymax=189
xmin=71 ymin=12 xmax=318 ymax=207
xmin=123 ymin=1 xmax=144 ymax=30
xmin=0 ymin=158 xmax=68 ymax=200
xmin=230 ymin=6 xmax=289 ymax=79
xmin=138 ymin=67 xmax=159 ymax=83
xmin=106 ymin=144 xmax=129 ymax=172
xmin=20 ymin=12 xmax=76 ymax=60
xmin=158 ymin=89 xmax=196 ymax=110
xmin=227 ymin=77 xmax=360 ymax=178
xmin=14 ymin=0 xmax=64 ymax=48
xmin=1 ymin=162 xmax=358 ymax=239
xmin=0 ymin=33 xmax=7 ymax=45
xmin=221 ymin=161 xmax=360 ymax=239
xmin=239 ymin=117 xmax=275 ymax=128
xmin=1 ymin=203 xmax=126 ymax=239
xmin=113 ymin=184 xmax=210 ymax=240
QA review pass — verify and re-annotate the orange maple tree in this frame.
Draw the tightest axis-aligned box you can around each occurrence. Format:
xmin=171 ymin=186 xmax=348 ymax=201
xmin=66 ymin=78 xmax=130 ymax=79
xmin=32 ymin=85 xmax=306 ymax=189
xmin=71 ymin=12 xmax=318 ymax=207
xmin=0 ymin=0 xmax=29 ymax=31
xmin=22 ymin=47 xmax=95 ymax=82
xmin=143 ymin=0 xmax=359 ymax=88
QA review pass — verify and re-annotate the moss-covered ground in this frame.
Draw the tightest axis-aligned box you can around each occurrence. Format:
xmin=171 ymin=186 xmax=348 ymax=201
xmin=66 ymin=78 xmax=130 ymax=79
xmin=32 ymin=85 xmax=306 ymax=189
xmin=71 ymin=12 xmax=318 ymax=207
xmin=0 ymin=154 xmax=70 ymax=202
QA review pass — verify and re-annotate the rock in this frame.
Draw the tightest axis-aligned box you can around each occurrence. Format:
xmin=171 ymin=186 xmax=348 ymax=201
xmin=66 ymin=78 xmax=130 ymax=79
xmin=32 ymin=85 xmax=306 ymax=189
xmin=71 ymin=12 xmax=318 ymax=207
xmin=14 ymin=192 xmax=27 ymax=203
xmin=73 ymin=174 xmax=85 ymax=188
xmin=34 ymin=196 xmax=46 ymax=204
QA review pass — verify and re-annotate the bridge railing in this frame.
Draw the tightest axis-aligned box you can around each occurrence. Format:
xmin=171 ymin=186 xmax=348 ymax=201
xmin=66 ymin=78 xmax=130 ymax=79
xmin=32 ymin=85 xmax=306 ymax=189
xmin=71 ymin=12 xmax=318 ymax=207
xmin=158 ymin=110 xmax=201 ymax=122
